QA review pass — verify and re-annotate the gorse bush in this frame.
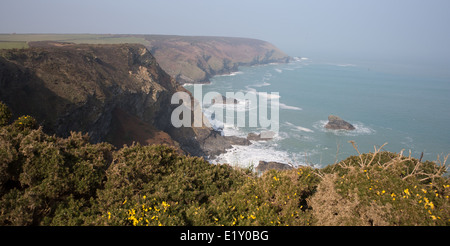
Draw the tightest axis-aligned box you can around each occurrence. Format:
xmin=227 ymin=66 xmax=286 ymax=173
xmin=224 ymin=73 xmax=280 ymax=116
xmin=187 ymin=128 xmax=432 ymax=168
xmin=94 ymin=143 xmax=249 ymax=226
xmin=316 ymin=148 xmax=450 ymax=226
xmin=13 ymin=115 xmax=37 ymax=131
xmin=0 ymin=119 xmax=113 ymax=225
xmin=0 ymin=102 xmax=11 ymax=127
xmin=0 ymin=102 xmax=449 ymax=226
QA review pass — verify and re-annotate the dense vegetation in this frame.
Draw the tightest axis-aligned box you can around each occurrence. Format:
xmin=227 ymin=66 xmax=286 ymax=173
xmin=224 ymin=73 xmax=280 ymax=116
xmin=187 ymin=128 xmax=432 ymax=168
xmin=0 ymin=101 xmax=449 ymax=226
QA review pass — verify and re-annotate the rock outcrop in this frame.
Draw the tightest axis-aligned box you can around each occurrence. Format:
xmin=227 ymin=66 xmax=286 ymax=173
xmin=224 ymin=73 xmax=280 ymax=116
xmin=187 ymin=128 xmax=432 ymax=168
xmin=143 ymin=35 xmax=291 ymax=84
xmin=0 ymin=42 xmax=249 ymax=158
xmin=325 ymin=115 xmax=355 ymax=130
xmin=256 ymin=161 xmax=293 ymax=174
xmin=247 ymin=131 xmax=275 ymax=141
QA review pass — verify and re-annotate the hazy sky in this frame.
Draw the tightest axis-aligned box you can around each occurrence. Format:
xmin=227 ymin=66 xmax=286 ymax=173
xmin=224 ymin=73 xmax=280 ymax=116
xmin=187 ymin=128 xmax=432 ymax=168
xmin=1 ymin=0 xmax=450 ymax=74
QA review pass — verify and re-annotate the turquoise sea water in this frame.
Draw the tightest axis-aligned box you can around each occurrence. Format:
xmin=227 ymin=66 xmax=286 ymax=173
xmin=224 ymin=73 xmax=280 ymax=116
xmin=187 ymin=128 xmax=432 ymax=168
xmin=184 ymin=58 xmax=450 ymax=168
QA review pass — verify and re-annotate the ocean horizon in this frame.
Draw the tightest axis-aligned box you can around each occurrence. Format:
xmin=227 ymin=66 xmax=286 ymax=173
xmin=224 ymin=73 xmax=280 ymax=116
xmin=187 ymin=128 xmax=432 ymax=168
xmin=184 ymin=57 xmax=450 ymax=168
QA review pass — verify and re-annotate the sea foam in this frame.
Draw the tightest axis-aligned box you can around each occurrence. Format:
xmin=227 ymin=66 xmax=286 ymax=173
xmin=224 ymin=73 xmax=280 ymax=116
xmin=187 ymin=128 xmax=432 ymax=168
xmin=211 ymin=141 xmax=307 ymax=168
xmin=217 ymin=71 xmax=244 ymax=77
xmin=285 ymin=122 xmax=314 ymax=133
xmin=252 ymin=82 xmax=271 ymax=87
xmin=279 ymin=103 xmax=302 ymax=111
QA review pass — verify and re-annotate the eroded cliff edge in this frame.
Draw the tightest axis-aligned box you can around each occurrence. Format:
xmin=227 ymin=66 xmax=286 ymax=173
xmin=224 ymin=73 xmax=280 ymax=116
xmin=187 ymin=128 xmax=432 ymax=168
xmin=0 ymin=42 xmax=249 ymax=158
xmin=0 ymin=34 xmax=291 ymax=84
xmin=143 ymin=35 xmax=291 ymax=83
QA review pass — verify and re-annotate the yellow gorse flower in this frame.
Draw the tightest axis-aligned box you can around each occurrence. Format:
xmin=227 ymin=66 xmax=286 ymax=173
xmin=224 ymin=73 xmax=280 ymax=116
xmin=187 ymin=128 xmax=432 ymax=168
xmin=404 ymin=189 xmax=410 ymax=196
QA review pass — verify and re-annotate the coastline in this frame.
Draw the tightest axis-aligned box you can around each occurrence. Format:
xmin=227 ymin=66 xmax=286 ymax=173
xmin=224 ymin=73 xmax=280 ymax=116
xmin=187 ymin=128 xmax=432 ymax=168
xmin=182 ymin=62 xmax=294 ymax=169
xmin=184 ymin=57 xmax=450 ymax=169
xmin=179 ymin=58 xmax=292 ymax=86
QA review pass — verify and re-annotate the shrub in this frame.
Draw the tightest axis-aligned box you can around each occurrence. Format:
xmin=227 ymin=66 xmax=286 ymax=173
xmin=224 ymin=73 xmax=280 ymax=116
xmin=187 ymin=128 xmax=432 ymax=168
xmin=94 ymin=143 xmax=249 ymax=226
xmin=0 ymin=101 xmax=12 ymax=127
xmin=316 ymin=150 xmax=450 ymax=226
xmin=0 ymin=117 xmax=114 ymax=225
xmin=13 ymin=115 xmax=37 ymax=131
xmin=0 ymin=103 xmax=449 ymax=226
xmin=207 ymin=167 xmax=319 ymax=226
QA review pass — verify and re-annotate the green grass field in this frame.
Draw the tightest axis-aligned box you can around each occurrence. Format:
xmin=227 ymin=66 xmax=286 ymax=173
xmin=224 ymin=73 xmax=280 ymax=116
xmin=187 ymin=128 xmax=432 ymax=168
xmin=0 ymin=41 xmax=29 ymax=49
xmin=0 ymin=34 xmax=149 ymax=49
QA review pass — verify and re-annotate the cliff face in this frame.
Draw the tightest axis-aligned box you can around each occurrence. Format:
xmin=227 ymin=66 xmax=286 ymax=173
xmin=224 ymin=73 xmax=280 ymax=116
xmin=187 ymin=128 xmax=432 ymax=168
xmin=0 ymin=34 xmax=291 ymax=84
xmin=0 ymin=43 xmax=171 ymax=142
xmin=0 ymin=42 xmax=248 ymax=157
xmin=143 ymin=35 xmax=291 ymax=83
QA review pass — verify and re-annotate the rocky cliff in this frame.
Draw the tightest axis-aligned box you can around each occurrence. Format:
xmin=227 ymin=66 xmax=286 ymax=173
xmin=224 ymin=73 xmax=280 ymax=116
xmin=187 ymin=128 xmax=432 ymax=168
xmin=143 ymin=35 xmax=291 ymax=83
xmin=0 ymin=42 xmax=248 ymax=157
xmin=0 ymin=34 xmax=291 ymax=84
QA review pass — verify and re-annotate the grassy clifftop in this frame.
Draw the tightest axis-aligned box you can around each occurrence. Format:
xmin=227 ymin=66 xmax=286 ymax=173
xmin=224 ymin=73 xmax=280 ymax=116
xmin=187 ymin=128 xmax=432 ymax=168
xmin=0 ymin=34 xmax=291 ymax=83
xmin=1 ymin=103 xmax=449 ymax=226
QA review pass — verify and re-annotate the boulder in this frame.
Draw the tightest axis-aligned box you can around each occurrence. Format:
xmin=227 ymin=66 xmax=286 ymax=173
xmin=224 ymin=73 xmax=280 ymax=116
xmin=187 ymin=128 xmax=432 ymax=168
xmin=256 ymin=161 xmax=293 ymax=173
xmin=247 ymin=131 xmax=275 ymax=141
xmin=198 ymin=130 xmax=251 ymax=158
xmin=325 ymin=115 xmax=355 ymax=130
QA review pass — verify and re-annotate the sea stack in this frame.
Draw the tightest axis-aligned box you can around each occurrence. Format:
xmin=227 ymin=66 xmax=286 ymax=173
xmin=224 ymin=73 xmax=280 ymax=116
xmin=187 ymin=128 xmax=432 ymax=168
xmin=325 ymin=115 xmax=355 ymax=130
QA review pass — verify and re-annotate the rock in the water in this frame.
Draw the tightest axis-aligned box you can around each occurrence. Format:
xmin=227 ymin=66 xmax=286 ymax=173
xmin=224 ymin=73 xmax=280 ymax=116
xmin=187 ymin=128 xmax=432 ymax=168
xmin=325 ymin=115 xmax=355 ymax=130
xmin=199 ymin=130 xmax=251 ymax=158
xmin=247 ymin=131 xmax=275 ymax=141
xmin=256 ymin=161 xmax=293 ymax=173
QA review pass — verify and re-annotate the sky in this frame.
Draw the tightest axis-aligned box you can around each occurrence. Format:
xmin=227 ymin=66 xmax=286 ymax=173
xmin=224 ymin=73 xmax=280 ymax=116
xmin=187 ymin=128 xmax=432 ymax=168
xmin=1 ymin=0 xmax=450 ymax=76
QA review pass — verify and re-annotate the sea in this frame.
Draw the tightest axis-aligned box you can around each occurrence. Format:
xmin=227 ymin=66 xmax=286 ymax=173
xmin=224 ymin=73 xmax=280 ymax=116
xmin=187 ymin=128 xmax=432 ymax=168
xmin=183 ymin=57 xmax=450 ymax=168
